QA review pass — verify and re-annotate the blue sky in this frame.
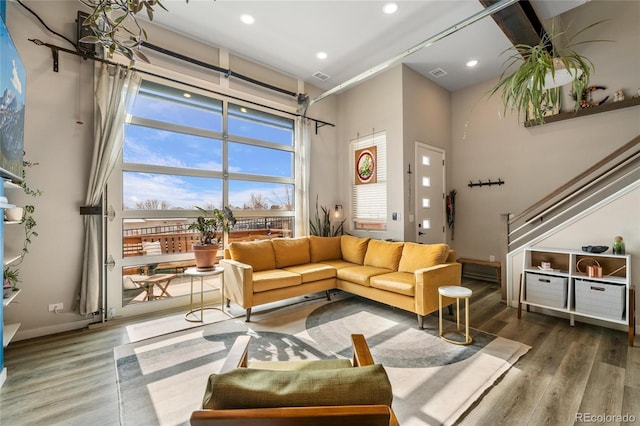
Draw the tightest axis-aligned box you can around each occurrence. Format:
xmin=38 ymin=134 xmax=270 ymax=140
xmin=123 ymin=83 xmax=294 ymax=210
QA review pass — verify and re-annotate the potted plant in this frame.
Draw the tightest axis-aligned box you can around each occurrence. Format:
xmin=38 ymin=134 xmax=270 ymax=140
xmin=309 ymin=196 xmax=346 ymax=237
xmin=3 ymin=267 xmax=20 ymax=299
xmin=490 ymin=20 xmax=609 ymax=125
xmin=188 ymin=206 xmax=236 ymax=271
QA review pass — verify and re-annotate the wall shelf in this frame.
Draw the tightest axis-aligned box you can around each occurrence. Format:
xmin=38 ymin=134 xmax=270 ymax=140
xmin=525 ymin=96 xmax=640 ymax=128
xmin=3 ymin=323 xmax=20 ymax=348
xmin=3 ymin=289 xmax=21 ymax=307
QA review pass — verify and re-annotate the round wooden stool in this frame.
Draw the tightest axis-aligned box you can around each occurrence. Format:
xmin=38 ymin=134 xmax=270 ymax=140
xmin=438 ymin=286 xmax=473 ymax=345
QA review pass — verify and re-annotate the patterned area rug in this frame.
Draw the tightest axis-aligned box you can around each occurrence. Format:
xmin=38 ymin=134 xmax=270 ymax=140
xmin=115 ymin=293 xmax=529 ymax=426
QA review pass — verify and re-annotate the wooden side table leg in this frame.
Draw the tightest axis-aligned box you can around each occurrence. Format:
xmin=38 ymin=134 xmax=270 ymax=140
xmin=456 ymin=297 xmax=460 ymax=331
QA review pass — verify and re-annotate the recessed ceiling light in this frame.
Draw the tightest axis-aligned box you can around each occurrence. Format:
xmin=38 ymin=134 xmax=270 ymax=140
xmin=183 ymin=93 xmax=192 ymax=98
xmin=316 ymin=51 xmax=328 ymax=60
xmin=383 ymin=3 xmax=398 ymax=14
xmin=240 ymin=107 xmax=248 ymax=113
xmin=466 ymin=59 xmax=479 ymax=68
xmin=240 ymin=14 xmax=255 ymax=25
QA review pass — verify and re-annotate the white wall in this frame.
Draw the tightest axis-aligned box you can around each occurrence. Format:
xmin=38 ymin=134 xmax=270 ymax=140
xmin=401 ymin=66 xmax=451 ymax=241
xmin=335 ymin=65 xmax=405 ymax=240
xmin=4 ymin=1 xmax=96 ymax=336
xmin=4 ymin=1 xmax=338 ymax=339
xmin=450 ymin=0 xmax=640 ymax=264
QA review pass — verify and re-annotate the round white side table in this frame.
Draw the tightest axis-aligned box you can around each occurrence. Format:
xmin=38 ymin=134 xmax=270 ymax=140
xmin=184 ymin=266 xmax=224 ymax=323
xmin=438 ymin=285 xmax=473 ymax=345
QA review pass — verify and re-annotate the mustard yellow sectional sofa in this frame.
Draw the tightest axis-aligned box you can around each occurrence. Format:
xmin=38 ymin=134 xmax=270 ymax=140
xmin=220 ymin=235 xmax=461 ymax=328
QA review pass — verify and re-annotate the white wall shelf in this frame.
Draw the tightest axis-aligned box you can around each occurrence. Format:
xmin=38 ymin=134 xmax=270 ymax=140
xmin=518 ymin=247 xmax=634 ymax=345
xmin=3 ymin=323 xmax=20 ymax=348
xmin=3 ymin=289 xmax=21 ymax=307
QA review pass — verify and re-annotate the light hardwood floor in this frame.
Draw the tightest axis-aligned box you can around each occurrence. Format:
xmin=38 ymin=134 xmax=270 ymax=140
xmin=1 ymin=278 xmax=638 ymax=425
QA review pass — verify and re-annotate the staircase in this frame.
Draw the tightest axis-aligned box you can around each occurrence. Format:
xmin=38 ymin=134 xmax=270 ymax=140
xmin=507 ymin=134 xmax=640 ymax=252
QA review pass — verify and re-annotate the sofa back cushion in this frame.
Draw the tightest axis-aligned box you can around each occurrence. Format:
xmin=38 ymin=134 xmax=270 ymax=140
xmin=202 ymin=364 xmax=393 ymax=410
xmin=398 ymin=243 xmax=450 ymax=273
xmin=228 ymin=240 xmax=276 ymax=272
xmin=364 ymin=240 xmax=404 ymax=271
xmin=309 ymin=236 xmax=342 ymax=262
xmin=272 ymin=237 xmax=311 ymax=268
xmin=341 ymin=235 xmax=370 ymax=265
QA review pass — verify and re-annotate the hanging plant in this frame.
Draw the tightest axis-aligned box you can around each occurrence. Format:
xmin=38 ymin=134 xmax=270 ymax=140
xmin=79 ymin=0 xmax=189 ymax=63
xmin=490 ymin=20 xmax=611 ymax=125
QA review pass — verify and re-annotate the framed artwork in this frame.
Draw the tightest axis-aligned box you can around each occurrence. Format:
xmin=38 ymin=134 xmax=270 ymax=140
xmin=355 ymin=146 xmax=377 ymax=185
xmin=0 ymin=16 xmax=25 ymax=182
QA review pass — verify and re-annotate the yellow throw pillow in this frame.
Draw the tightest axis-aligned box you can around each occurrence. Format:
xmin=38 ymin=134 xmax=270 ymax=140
xmin=363 ymin=240 xmax=404 ymax=271
xmin=229 ymin=240 xmax=276 ymax=272
xmin=398 ymin=242 xmax=450 ymax=273
xmin=272 ymin=237 xmax=311 ymax=268
xmin=341 ymin=235 xmax=370 ymax=265
xmin=309 ymin=236 xmax=342 ymax=262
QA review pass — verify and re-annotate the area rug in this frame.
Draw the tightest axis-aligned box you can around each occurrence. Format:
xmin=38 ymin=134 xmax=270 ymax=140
xmin=115 ymin=294 xmax=530 ymax=426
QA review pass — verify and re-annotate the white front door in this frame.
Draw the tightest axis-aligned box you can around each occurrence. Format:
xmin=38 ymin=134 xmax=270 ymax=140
xmin=414 ymin=143 xmax=445 ymax=244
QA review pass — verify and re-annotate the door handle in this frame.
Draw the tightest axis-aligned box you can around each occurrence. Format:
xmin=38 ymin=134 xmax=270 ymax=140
xmin=418 ymin=231 xmax=425 ymax=235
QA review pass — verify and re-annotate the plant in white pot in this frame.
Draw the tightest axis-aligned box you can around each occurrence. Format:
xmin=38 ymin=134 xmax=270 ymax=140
xmin=188 ymin=206 xmax=236 ymax=271
xmin=490 ymin=20 xmax=609 ymax=125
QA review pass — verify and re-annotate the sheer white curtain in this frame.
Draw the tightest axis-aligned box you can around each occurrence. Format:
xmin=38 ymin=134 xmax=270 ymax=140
xmin=294 ymin=116 xmax=311 ymax=236
xmin=77 ymin=64 xmax=140 ymax=315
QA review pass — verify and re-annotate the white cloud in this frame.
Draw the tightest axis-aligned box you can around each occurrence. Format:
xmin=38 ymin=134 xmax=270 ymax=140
xmin=11 ymin=60 xmax=22 ymax=94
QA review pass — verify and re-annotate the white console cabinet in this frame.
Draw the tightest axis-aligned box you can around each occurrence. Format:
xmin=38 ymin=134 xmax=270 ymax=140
xmin=518 ymin=247 xmax=634 ymax=346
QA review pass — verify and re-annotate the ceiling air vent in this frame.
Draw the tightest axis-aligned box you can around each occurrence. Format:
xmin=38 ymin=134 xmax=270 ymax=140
xmin=429 ymin=67 xmax=448 ymax=78
xmin=312 ymin=71 xmax=330 ymax=81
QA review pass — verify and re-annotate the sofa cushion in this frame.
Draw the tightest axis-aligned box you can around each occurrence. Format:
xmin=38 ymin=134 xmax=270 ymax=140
xmin=202 ymin=364 xmax=393 ymax=409
xmin=282 ymin=263 xmax=336 ymax=283
xmin=229 ymin=240 xmax=276 ymax=272
xmin=398 ymin=243 xmax=450 ymax=273
xmin=337 ymin=265 xmax=391 ymax=287
xmin=309 ymin=236 xmax=342 ymax=262
xmin=341 ymin=235 xmax=370 ymax=265
xmin=252 ymin=269 xmax=301 ymax=293
xmin=272 ymin=237 xmax=311 ymax=268
xmin=364 ymin=240 xmax=404 ymax=271
xmin=318 ymin=259 xmax=358 ymax=270
xmin=370 ymin=272 xmax=415 ymax=297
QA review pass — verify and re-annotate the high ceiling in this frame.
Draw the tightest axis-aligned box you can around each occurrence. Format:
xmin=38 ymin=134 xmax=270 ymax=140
xmin=147 ymin=0 xmax=588 ymax=94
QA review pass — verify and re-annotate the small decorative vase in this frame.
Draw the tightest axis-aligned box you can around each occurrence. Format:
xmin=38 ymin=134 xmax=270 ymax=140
xmin=612 ymin=236 xmax=625 ymax=255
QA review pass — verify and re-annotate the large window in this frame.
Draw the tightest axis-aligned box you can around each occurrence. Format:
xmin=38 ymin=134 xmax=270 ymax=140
xmin=119 ymin=80 xmax=295 ymax=304
xmin=351 ymin=131 xmax=387 ymax=230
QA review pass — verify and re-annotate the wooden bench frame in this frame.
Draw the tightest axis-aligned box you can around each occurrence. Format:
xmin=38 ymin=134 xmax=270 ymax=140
xmin=190 ymin=334 xmax=399 ymax=426
xmin=457 ymin=257 xmax=504 ymax=298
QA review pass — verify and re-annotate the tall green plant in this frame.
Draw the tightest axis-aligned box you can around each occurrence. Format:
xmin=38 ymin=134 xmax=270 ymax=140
xmin=490 ymin=20 xmax=610 ymax=124
xmin=309 ymin=196 xmax=345 ymax=237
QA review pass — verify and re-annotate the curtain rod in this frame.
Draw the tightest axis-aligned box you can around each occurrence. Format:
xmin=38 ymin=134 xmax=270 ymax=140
xmin=28 ymin=38 xmax=335 ymax=132
xmin=140 ymin=41 xmax=298 ymax=98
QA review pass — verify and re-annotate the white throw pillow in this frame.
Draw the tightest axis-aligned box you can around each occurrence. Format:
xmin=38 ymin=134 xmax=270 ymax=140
xmin=142 ymin=241 xmax=163 ymax=256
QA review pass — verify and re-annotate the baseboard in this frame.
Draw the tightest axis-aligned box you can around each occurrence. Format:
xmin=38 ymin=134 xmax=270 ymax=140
xmin=13 ymin=318 xmax=96 ymax=342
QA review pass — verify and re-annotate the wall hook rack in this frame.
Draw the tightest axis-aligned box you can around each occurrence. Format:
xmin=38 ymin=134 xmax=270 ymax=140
xmin=468 ymin=178 xmax=505 ymax=188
